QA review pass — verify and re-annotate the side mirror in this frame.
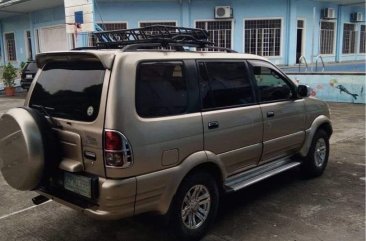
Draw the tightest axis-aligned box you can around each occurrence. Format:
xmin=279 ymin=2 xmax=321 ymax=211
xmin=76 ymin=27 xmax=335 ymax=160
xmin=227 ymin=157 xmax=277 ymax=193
xmin=297 ymin=84 xmax=311 ymax=98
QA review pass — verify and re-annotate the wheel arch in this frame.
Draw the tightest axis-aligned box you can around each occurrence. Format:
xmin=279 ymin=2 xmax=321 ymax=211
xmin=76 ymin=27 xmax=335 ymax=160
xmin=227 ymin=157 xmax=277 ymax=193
xmin=134 ymin=150 xmax=226 ymax=216
xmin=299 ymin=115 xmax=332 ymax=157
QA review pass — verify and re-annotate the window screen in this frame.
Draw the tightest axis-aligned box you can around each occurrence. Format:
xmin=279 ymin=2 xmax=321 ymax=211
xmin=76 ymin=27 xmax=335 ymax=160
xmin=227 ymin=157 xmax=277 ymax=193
xmin=199 ymin=62 xmax=254 ymax=109
xmin=136 ymin=62 xmax=188 ymax=117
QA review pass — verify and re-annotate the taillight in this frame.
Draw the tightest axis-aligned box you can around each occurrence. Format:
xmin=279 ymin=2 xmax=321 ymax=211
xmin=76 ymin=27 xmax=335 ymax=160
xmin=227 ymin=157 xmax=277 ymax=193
xmin=104 ymin=129 xmax=133 ymax=168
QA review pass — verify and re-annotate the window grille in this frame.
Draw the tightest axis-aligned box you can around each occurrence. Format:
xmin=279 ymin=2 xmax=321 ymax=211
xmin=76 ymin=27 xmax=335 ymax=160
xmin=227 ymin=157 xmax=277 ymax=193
xmin=89 ymin=23 xmax=128 ymax=46
xmin=342 ymin=23 xmax=356 ymax=54
xmin=196 ymin=20 xmax=232 ymax=50
xmin=297 ymin=20 xmax=304 ymax=29
xmin=244 ymin=19 xmax=281 ymax=57
xmin=359 ymin=25 xmax=365 ymax=54
xmin=5 ymin=33 xmax=16 ymax=61
xmin=320 ymin=21 xmax=335 ymax=55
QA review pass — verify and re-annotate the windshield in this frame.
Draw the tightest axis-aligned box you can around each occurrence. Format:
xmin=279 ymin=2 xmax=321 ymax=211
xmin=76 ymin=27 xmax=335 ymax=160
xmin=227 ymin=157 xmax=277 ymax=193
xmin=29 ymin=61 xmax=106 ymax=122
xmin=25 ymin=62 xmax=38 ymax=72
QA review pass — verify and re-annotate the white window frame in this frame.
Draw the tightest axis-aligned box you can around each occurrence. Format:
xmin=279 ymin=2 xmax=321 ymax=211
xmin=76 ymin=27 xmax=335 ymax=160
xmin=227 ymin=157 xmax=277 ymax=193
xmin=319 ymin=20 xmax=337 ymax=56
xmin=360 ymin=24 xmax=366 ymax=54
xmin=194 ymin=19 xmax=234 ymax=50
xmin=243 ymin=17 xmax=284 ymax=58
xmin=89 ymin=21 xmax=129 ymax=47
xmin=341 ymin=22 xmax=359 ymax=55
xmin=24 ymin=30 xmax=33 ymax=60
xmin=297 ymin=18 xmax=307 ymax=58
xmin=138 ymin=20 xmax=178 ymax=27
xmin=3 ymin=31 xmax=17 ymax=62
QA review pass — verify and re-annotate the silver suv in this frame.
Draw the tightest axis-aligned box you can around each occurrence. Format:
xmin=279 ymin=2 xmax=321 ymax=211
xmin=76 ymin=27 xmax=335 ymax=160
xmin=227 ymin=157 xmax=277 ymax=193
xmin=0 ymin=26 xmax=332 ymax=241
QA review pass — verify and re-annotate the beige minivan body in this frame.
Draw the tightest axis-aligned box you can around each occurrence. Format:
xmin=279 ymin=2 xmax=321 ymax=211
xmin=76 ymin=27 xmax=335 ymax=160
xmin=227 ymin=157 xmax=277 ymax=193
xmin=1 ymin=49 xmax=332 ymax=240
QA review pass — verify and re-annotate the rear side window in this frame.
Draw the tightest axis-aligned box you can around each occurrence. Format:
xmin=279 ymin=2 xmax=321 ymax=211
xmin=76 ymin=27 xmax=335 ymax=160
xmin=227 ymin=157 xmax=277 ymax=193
xmin=199 ymin=61 xmax=255 ymax=109
xmin=136 ymin=62 xmax=188 ymax=118
xmin=29 ymin=61 xmax=105 ymax=122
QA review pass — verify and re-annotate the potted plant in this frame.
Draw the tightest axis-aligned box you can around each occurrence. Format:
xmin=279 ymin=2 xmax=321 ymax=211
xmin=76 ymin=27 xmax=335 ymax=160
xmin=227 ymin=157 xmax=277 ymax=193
xmin=3 ymin=62 xmax=17 ymax=96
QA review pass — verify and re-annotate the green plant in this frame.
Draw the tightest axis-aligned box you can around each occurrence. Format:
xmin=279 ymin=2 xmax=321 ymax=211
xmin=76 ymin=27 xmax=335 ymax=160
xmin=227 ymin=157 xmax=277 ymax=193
xmin=19 ymin=61 xmax=26 ymax=74
xmin=3 ymin=62 xmax=17 ymax=87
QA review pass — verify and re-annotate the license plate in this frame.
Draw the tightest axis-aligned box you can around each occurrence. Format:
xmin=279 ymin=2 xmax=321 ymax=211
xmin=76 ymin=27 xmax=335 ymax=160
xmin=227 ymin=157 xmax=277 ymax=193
xmin=64 ymin=173 xmax=92 ymax=198
xmin=26 ymin=74 xmax=32 ymax=79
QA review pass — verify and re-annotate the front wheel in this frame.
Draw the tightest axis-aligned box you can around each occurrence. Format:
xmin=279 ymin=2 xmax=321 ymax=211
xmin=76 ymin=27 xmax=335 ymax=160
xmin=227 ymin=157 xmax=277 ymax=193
xmin=168 ymin=172 xmax=219 ymax=241
xmin=301 ymin=129 xmax=330 ymax=177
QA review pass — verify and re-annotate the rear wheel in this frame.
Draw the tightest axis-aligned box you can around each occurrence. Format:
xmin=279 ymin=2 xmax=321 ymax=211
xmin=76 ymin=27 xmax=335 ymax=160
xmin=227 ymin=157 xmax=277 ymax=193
xmin=169 ymin=172 xmax=219 ymax=241
xmin=301 ymin=129 xmax=330 ymax=177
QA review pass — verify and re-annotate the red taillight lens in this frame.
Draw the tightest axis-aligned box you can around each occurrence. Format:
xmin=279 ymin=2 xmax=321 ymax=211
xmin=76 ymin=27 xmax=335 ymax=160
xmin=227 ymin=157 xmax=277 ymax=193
xmin=104 ymin=130 xmax=133 ymax=168
xmin=105 ymin=131 xmax=122 ymax=150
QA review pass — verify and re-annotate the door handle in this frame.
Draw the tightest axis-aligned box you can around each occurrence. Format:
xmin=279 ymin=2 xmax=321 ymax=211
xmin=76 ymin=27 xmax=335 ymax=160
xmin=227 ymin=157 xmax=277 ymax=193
xmin=208 ymin=121 xmax=219 ymax=129
xmin=267 ymin=111 xmax=275 ymax=118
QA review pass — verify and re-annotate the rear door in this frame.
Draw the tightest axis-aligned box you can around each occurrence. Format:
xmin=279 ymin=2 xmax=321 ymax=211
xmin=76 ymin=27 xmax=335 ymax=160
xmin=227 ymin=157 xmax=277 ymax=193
xmin=247 ymin=60 xmax=306 ymax=163
xmin=198 ymin=60 xmax=263 ymax=176
xmin=27 ymin=59 xmax=110 ymax=177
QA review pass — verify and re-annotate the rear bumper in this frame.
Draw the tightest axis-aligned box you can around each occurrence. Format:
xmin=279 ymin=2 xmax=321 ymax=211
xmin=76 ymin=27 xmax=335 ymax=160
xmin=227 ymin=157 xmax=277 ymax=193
xmin=37 ymin=176 xmax=137 ymax=220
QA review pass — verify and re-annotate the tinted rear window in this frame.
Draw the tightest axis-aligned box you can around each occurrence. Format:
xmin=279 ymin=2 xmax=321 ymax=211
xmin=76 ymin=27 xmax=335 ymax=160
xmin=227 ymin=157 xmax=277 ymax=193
xmin=29 ymin=61 xmax=105 ymax=122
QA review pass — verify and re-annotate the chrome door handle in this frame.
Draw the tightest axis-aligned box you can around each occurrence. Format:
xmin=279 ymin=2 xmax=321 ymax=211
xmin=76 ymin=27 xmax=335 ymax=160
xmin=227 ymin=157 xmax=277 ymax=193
xmin=208 ymin=121 xmax=219 ymax=129
xmin=267 ymin=111 xmax=275 ymax=118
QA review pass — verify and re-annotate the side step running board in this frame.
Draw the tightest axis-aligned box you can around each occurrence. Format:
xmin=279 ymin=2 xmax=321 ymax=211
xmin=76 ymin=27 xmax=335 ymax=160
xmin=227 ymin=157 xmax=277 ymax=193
xmin=224 ymin=159 xmax=301 ymax=192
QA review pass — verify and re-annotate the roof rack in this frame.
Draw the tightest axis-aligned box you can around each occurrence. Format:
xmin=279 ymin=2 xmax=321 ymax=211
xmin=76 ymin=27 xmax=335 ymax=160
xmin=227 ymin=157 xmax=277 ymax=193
xmin=73 ymin=25 xmax=237 ymax=53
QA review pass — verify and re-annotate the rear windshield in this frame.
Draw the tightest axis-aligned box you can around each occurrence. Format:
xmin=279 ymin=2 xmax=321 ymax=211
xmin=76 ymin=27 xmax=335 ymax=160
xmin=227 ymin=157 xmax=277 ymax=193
xmin=29 ymin=61 xmax=105 ymax=122
xmin=25 ymin=62 xmax=38 ymax=72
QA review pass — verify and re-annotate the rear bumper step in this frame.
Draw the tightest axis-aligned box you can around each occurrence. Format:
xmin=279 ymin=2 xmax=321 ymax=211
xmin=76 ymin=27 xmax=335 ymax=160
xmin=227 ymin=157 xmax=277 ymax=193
xmin=224 ymin=159 xmax=301 ymax=192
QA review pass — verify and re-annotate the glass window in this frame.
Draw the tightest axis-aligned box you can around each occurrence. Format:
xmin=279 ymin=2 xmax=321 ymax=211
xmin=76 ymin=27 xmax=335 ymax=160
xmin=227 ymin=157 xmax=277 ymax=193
xmin=196 ymin=21 xmax=232 ymax=50
xmin=360 ymin=25 xmax=366 ymax=54
xmin=343 ymin=23 xmax=356 ymax=54
xmin=136 ymin=62 xmax=188 ymax=118
xmin=199 ymin=62 xmax=255 ymax=109
xmin=89 ymin=23 xmax=128 ymax=46
xmin=248 ymin=60 xmax=293 ymax=102
xmin=320 ymin=21 xmax=335 ymax=55
xmin=5 ymin=33 xmax=16 ymax=61
xmin=244 ymin=19 xmax=281 ymax=56
xmin=29 ymin=61 xmax=105 ymax=122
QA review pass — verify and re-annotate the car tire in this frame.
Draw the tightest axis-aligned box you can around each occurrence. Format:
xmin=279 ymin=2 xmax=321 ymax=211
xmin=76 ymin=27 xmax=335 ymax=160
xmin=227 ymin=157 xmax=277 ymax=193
xmin=301 ymin=129 xmax=330 ymax=178
xmin=168 ymin=172 xmax=219 ymax=241
xmin=0 ymin=107 xmax=61 ymax=190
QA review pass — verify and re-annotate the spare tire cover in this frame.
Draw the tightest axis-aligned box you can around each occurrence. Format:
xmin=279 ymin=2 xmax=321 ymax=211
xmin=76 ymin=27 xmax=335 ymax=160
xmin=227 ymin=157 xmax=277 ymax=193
xmin=0 ymin=108 xmax=45 ymax=190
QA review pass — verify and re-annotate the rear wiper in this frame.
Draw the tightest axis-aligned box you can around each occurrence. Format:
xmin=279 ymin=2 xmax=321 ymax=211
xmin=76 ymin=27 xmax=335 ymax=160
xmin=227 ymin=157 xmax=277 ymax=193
xmin=30 ymin=104 xmax=62 ymax=128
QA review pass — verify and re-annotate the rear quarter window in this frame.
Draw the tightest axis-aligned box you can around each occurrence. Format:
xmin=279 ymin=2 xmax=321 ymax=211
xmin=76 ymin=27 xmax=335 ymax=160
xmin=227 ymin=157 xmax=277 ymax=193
xmin=29 ymin=61 xmax=105 ymax=122
xmin=136 ymin=62 xmax=189 ymax=118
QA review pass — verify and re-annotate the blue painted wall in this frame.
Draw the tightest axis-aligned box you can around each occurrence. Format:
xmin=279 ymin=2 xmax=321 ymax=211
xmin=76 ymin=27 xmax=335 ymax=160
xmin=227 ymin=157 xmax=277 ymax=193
xmin=0 ymin=0 xmax=364 ymax=67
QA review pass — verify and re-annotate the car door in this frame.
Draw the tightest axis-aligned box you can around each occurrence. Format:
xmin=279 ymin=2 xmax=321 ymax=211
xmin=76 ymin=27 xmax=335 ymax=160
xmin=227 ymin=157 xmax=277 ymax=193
xmin=198 ymin=60 xmax=263 ymax=176
xmin=247 ymin=60 xmax=306 ymax=164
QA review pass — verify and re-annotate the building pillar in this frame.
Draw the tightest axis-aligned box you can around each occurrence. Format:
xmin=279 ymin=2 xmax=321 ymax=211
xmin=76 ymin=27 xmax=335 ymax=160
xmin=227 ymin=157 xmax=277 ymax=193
xmin=180 ymin=0 xmax=191 ymax=27
xmin=335 ymin=4 xmax=342 ymax=62
xmin=286 ymin=0 xmax=298 ymax=65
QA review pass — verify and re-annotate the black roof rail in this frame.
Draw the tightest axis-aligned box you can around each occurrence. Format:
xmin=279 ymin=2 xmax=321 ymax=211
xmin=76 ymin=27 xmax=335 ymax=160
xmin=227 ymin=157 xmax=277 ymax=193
xmin=72 ymin=25 xmax=237 ymax=53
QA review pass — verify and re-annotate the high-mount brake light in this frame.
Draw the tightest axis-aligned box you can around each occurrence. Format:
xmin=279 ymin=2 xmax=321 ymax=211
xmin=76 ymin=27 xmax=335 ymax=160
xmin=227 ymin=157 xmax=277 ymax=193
xmin=104 ymin=130 xmax=133 ymax=168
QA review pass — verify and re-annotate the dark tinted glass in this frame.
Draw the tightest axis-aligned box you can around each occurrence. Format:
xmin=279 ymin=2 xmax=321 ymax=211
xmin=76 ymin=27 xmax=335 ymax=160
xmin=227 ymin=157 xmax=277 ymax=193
xmin=29 ymin=61 xmax=105 ymax=122
xmin=136 ymin=62 xmax=188 ymax=117
xmin=199 ymin=62 xmax=254 ymax=109
xmin=25 ymin=62 xmax=38 ymax=72
xmin=248 ymin=60 xmax=293 ymax=102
